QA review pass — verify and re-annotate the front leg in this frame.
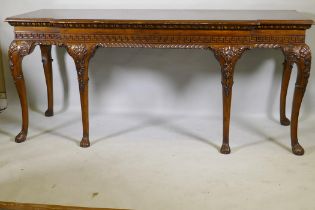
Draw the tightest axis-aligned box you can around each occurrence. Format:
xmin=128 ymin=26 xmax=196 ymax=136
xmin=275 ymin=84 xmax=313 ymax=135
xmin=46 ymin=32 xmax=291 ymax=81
xmin=212 ymin=46 xmax=248 ymax=154
xmin=8 ymin=41 xmax=35 ymax=143
xmin=65 ymin=44 xmax=96 ymax=147
xmin=282 ymin=45 xmax=311 ymax=155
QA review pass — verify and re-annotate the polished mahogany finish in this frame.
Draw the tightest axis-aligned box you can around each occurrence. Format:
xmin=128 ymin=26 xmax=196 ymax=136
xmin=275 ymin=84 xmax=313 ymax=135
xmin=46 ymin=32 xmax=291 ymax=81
xmin=6 ymin=9 xmax=314 ymax=155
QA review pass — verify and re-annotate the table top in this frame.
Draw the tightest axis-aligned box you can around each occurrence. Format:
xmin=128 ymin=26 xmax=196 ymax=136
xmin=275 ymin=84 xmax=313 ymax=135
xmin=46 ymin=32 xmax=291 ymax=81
xmin=6 ymin=9 xmax=314 ymax=25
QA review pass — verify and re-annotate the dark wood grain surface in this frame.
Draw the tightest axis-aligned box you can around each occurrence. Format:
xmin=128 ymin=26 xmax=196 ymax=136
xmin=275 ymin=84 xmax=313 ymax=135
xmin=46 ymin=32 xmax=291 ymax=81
xmin=6 ymin=9 xmax=314 ymax=25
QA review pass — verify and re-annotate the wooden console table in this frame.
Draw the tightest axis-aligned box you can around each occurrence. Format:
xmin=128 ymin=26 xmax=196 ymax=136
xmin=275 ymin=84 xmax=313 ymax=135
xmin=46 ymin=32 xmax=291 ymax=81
xmin=6 ymin=10 xmax=314 ymax=155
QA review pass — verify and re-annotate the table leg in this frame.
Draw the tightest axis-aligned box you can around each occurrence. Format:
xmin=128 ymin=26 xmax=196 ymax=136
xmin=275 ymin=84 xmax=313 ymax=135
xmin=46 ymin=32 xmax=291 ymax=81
xmin=40 ymin=45 xmax=54 ymax=117
xmin=65 ymin=44 xmax=96 ymax=147
xmin=280 ymin=59 xmax=293 ymax=126
xmin=282 ymin=44 xmax=311 ymax=155
xmin=8 ymin=41 xmax=35 ymax=143
xmin=212 ymin=46 xmax=248 ymax=154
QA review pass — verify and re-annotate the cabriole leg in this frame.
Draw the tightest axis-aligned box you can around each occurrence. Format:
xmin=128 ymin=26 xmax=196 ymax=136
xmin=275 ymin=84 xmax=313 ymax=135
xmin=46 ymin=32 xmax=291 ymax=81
xmin=8 ymin=40 xmax=35 ymax=143
xmin=282 ymin=45 xmax=311 ymax=155
xmin=65 ymin=44 xmax=96 ymax=147
xmin=212 ymin=46 xmax=248 ymax=154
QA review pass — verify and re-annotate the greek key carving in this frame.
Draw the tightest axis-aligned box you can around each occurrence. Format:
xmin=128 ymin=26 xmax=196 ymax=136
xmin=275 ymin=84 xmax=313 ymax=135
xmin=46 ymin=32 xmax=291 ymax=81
xmin=61 ymin=34 xmax=253 ymax=44
xmin=14 ymin=31 xmax=305 ymax=46
xmin=15 ymin=32 xmax=61 ymax=40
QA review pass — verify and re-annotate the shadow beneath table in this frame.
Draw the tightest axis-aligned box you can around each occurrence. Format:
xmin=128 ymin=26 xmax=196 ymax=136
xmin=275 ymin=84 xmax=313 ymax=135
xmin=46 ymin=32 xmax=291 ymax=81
xmin=0 ymin=112 xmax=22 ymax=138
xmin=232 ymin=116 xmax=291 ymax=153
xmin=0 ymin=111 xmax=81 ymax=146
xmin=26 ymin=115 xmax=81 ymax=144
xmin=92 ymin=114 xmax=220 ymax=151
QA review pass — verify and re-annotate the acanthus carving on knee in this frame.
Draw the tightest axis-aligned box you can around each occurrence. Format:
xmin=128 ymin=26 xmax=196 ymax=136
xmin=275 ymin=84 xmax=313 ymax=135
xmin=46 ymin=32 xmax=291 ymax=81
xmin=282 ymin=44 xmax=311 ymax=94
xmin=211 ymin=46 xmax=248 ymax=96
xmin=65 ymin=44 xmax=97 ymax=92
xmin=8 ymin=40 xmax=36 ymax=82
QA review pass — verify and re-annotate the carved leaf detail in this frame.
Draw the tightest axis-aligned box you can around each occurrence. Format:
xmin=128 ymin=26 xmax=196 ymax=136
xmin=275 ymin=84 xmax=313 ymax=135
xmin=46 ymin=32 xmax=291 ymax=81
xmin=9 ymin=41 xmax=34 ymax=57
xmin=282 ymin=45 xmax=312 ymax=93
xmin=66 ymin=44 xmax=96 ymax=92
xmin=212 ymin=46 xmax=248 ymax=96
xmin=8 ymin=41 xmax=35 ymax=82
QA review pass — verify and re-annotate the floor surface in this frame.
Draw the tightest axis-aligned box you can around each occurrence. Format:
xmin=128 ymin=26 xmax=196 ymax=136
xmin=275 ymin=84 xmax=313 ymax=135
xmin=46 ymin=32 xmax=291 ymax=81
xmin=0 ymin=108 xmax=315 ymax=210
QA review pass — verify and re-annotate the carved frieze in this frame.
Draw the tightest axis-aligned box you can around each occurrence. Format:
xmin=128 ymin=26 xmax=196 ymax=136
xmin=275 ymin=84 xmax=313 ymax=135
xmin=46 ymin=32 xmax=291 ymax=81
xmin=15 ymin=32 xmax=61 ymax=40
xmin=14 ymin=31 xmax=305 ymax=47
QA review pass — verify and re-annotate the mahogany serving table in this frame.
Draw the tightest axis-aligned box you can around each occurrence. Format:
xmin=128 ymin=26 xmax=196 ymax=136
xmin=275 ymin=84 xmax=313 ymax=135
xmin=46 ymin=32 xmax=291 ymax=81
xmin=6 ymin=10 xmax=314 ymax=155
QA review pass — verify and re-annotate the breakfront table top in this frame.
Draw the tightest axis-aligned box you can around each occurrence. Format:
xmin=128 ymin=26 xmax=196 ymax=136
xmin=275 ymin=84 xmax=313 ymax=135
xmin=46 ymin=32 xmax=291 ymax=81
xmin=6 ymin=9 xmax=314 ymax=25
